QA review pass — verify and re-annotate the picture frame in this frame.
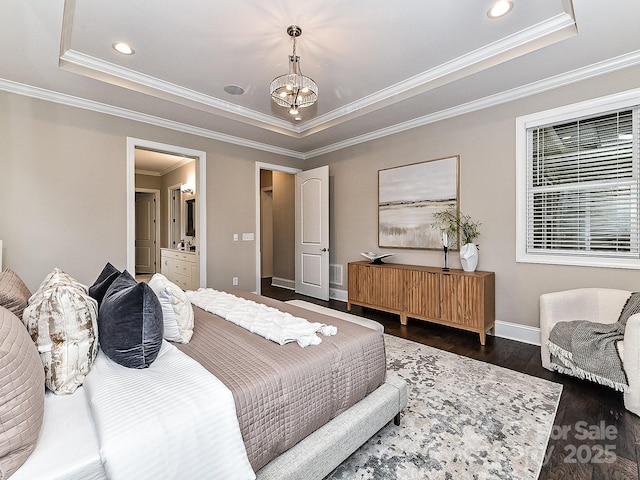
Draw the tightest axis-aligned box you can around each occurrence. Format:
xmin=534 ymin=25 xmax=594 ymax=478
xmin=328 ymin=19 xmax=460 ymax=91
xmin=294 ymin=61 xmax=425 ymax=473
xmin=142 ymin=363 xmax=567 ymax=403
xmin=378 ymin=155 xmax=460 ymax=249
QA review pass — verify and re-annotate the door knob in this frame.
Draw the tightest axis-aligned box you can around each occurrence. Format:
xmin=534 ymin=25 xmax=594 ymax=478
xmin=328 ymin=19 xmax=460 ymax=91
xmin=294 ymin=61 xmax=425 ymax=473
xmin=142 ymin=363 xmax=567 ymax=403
xmin=320 ymin=248 xmax=328 ymax=252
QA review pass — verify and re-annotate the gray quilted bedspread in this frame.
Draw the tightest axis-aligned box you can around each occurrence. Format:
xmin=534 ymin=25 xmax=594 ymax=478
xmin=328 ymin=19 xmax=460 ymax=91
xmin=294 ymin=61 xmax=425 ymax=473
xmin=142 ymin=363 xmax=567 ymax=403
xmin=177 ymin=292 xmax=386 ymax=471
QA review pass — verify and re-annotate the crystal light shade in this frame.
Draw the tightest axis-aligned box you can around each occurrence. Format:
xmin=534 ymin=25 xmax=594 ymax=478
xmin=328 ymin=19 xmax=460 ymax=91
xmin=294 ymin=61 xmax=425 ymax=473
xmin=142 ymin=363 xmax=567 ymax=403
xmin=270 ymin=26 xmax=318 ymax=115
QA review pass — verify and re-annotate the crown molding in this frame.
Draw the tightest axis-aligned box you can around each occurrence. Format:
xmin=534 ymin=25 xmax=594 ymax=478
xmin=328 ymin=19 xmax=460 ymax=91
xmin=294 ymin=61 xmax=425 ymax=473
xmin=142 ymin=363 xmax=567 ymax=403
xmin=58 ymin=3 xmax=575 ymax=140
xmin=304 ymin=49 xmax=640 ymax=158
xmin=134 ymin=169 xmax=161 ymax=177
xmin=1 ymin=49 xmax=639 ymax=161
xmin=0 ymin=78 xmax=306 ymax=159
xmin=135 ymin=157 xmax=195 ymax=177
xmin=59 ymin=49 xmax=300 ymax=137
xmin=298 ymin=11 xmax=577 ymax=136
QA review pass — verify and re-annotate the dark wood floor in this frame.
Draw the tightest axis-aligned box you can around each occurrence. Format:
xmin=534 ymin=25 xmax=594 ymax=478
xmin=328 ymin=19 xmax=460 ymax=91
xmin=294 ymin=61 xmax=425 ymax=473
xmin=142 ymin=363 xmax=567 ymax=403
xmin=260 ymin=278 xmax=640 ymax=480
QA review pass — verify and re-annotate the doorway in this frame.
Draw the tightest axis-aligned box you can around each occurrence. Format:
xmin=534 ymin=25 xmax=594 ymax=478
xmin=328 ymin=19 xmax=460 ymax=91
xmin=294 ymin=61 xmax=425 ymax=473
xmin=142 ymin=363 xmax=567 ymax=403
xmin=255 ymin=164 xmax=330 ymax=300
xmin=255 ymin=163 xmax=300 ymax=294
xmin=259 ymin=169 xmax=296 ymax=291
xmin=126 ymin=137 xmax=207 ymax=287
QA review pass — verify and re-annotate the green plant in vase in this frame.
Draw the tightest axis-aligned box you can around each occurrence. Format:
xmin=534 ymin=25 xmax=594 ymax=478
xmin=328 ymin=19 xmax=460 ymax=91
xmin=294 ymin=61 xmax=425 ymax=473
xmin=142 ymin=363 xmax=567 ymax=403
xmin=432 ymin=206 xmax=482 ymax=271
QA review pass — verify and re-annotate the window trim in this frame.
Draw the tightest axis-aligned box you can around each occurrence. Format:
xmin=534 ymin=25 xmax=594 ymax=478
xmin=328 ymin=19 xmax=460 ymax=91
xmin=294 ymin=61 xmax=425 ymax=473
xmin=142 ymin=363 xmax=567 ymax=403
xmin=516 ymin=88 xmax=640 ymax=269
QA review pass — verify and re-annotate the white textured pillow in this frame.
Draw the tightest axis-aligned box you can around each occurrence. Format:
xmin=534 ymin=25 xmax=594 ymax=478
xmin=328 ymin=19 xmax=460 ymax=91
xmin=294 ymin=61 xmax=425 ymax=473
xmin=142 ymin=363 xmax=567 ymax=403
xmin=30 ymin=268 xmax=88 ymax=302
xmin=22 ymin=272 xmax=98 ymax=395
xmin=148 ymin=273 xmax=194 ymax=343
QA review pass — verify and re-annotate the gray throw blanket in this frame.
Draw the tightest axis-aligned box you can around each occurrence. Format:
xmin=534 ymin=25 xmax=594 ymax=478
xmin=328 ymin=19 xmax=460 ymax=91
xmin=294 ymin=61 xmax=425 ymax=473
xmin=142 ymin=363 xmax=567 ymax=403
xmin=547 ymin=292 xmax=640 ymax=392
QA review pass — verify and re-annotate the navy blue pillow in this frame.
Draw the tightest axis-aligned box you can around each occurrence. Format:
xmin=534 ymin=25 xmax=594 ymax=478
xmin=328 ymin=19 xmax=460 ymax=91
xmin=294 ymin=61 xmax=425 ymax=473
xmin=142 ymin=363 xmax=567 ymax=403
xmin=98 ymin=270 xmax=163 ymax=369
xmin=89 ymin=262 xmax=120 ymax=307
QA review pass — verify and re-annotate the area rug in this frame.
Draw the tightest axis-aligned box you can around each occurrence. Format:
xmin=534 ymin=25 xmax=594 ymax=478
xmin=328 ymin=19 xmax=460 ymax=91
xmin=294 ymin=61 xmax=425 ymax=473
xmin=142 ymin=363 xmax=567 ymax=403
xmin=326 ymin=334 xmax=562 ymax=480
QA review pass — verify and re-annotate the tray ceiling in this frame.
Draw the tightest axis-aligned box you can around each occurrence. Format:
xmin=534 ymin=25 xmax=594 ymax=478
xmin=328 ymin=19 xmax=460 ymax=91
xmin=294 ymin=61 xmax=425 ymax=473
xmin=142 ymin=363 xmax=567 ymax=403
xmin=2 ymin=0 xmax=640 ymax=158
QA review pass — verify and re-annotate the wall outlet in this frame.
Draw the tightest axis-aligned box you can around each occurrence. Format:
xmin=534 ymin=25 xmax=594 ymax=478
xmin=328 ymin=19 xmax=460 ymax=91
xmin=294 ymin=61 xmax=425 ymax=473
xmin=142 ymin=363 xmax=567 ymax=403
xmin=232 ymin=276 xmax=239 ymax=286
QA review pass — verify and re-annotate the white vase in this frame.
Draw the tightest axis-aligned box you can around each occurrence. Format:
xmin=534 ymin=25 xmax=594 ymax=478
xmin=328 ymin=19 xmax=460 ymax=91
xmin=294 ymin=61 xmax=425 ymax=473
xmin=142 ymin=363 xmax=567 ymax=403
xmin=460 ymin=243 xmax=478 ymax=272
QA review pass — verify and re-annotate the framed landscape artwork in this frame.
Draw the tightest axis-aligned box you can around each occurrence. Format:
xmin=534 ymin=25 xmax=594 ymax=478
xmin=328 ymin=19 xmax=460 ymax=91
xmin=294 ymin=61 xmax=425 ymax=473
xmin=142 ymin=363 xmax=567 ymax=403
xmin=378 ymin=155 xmax=460 ymax=249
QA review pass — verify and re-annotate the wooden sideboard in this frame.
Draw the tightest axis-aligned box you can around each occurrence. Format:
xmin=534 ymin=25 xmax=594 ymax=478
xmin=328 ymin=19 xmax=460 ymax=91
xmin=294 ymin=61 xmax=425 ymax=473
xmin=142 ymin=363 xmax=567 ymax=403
xmin=161 ymin=248 xmax=199 ymax=291
xmin=347 ymin=261 xmax=495 ymax=345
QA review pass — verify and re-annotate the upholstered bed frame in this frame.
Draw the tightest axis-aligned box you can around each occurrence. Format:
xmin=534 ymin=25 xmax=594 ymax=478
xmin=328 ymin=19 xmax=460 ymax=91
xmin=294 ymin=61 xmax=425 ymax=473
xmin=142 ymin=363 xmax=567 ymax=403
xmin=257 ymin=370 xmax=406 ymax=479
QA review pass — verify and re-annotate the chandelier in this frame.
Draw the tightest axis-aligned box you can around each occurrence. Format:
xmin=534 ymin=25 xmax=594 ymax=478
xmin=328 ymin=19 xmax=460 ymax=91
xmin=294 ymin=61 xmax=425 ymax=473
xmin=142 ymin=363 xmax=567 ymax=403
xmin=270 ymin=25 xmax=318 ymax=116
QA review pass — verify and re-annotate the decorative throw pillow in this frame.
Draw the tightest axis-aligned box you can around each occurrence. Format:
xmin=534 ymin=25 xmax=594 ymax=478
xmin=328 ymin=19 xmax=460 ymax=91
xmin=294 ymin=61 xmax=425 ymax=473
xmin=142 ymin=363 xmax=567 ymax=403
xmin=0 ymin=269 xmax=31 ymax=320
xmin=0 ymin=306 xmax=45 ymax=478
xmin=30 ymin=267 xmax=87 ymax=300
xmin=88 ymin=262 xmax=120 ymax=307
xmin=148 ymin=273 xmax=194 ymax=343
xmin=99 ymin=270 xmax=163 ymax=369
xmin=22 ymin=272 xmax=98 ymax=395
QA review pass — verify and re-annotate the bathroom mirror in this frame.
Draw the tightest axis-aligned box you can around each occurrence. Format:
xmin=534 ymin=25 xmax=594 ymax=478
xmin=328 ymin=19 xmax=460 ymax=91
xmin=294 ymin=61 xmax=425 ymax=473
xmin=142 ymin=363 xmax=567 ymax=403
xmin=185 ymin=198 xmax=195 ymax=237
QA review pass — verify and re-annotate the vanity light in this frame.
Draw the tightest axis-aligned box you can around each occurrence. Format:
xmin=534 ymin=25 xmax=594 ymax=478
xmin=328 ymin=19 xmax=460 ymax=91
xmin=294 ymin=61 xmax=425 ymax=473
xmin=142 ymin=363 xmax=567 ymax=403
xmin=180 ymin=184 xmax=194 ymax=195
xmin=112 ymin=42 xmax=135 ymax=55
xmin=487 ymin=0 xmax=514 ymax=19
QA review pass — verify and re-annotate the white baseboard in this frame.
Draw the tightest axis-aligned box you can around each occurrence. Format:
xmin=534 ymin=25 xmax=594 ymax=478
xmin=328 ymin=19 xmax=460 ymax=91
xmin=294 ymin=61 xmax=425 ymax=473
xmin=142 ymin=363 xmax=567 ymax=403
xmin=272 ymin=277 xmax=295 ymax=290
xmin=493 ymin=320 xmax=541 ymax=346
xmin=325 ymin=288 xmax=541 ymax=346
xmin=329 ymin=287 xmax=349 ymax=302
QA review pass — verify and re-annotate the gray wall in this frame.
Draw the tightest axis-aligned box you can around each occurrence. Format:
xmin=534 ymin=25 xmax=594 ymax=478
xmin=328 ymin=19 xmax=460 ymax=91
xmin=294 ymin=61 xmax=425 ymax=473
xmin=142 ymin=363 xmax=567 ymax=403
xmin=2 ymin=62 xmax=639 ymax=329
xmin=0 ymin=91 xmax=300 ymax=292
xmin=307 ymin=65 xmax=640 ymax=328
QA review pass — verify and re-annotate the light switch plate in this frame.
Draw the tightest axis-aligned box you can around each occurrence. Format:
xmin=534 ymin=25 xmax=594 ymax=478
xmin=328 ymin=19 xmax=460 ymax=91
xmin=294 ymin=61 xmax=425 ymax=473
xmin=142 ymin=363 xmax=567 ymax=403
xmin=242 ymin=233 xmax=254 ymax=241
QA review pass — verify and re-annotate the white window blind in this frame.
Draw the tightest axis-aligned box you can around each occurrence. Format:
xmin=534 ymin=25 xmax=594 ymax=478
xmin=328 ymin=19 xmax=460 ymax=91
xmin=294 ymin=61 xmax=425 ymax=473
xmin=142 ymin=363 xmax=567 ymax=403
xmin=525 ymin=107 xmax=639 ymax=260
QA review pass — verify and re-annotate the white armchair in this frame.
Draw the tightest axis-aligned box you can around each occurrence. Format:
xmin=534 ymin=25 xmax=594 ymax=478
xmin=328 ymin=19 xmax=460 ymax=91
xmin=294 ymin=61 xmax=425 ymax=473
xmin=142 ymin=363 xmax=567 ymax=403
xmin=540 ymin=288 xmax=640 ymax=416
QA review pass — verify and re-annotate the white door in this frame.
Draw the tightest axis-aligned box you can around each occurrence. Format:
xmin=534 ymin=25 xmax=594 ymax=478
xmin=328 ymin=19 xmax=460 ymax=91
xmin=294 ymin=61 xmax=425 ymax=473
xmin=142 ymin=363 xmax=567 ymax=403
xmin=135 ymin=192 xmax=156 ymax=274
xmin=295 ymin=166 xmax=329 ymax=300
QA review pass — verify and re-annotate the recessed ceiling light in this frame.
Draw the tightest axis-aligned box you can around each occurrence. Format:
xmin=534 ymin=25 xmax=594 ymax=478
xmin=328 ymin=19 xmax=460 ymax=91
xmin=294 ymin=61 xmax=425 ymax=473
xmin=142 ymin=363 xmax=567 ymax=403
xmin=295 ymin=116 xmax=302 ymax=121
xmin=112 ymin=42 xmax=135 ymax=55
xmin=224 ymin=85 xmax=245 ymax=96
xmin=487 ymin=0 xmax=513 ymax=18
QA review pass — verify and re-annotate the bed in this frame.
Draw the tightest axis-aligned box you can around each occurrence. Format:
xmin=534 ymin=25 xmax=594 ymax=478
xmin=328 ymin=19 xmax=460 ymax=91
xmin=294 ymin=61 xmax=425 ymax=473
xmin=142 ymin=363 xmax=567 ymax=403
xmin=4 ymin=275 xmax=407 ymax=480
xmin=178 ymin=292 xmax=403 ymax=475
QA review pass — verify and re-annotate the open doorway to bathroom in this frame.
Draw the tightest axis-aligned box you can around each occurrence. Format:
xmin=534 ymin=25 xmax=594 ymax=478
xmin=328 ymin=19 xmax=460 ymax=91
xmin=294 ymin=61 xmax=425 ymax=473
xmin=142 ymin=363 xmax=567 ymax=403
xmin=127 ymin=138 xmax=207 ymax=287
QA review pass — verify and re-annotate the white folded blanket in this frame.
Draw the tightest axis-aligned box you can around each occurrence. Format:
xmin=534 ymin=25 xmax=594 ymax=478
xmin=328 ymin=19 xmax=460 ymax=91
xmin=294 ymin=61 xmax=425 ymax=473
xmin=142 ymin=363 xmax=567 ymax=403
xmin=187 ymin=289 xmax=337 ymax=347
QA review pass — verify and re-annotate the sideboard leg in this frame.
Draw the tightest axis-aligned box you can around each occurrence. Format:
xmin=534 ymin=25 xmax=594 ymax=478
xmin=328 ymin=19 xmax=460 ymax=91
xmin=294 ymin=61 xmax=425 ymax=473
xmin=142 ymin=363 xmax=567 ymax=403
xmin=400 ymin=313 xmax=408 ymax=325
xmin=479 ymin=331 xmax=486 ymax=345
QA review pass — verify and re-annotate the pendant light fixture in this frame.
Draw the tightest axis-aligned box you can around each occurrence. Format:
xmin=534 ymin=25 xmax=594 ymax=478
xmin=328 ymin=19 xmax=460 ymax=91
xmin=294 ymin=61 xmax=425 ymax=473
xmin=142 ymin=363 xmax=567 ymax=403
xmin=270 ymin=25 xmax=318 ymax=115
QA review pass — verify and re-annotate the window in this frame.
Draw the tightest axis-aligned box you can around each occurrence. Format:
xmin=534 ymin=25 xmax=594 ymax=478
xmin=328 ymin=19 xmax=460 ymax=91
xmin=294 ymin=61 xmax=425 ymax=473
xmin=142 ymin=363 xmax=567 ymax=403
xmin=516 ymin=90 xmax=640 ymax=269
